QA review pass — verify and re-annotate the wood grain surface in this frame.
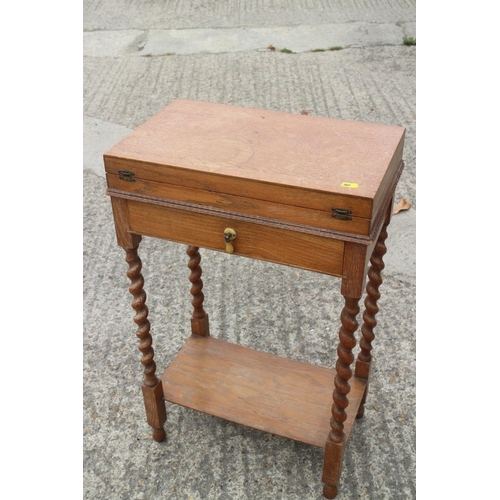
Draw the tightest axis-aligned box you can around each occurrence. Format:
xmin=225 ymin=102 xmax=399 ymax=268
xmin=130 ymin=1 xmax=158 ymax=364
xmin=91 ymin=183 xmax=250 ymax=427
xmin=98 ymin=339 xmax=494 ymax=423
xmin=161 ymin=336 xmax=367 ymax=448
xmin=104 ymin=99 xmax=405 ymax=218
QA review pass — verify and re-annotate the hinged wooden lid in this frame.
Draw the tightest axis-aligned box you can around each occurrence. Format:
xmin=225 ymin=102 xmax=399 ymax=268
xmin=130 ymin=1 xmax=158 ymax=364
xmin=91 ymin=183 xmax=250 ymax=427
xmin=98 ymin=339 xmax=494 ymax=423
xmin=104 ymin=99 xmax=405 ymax=236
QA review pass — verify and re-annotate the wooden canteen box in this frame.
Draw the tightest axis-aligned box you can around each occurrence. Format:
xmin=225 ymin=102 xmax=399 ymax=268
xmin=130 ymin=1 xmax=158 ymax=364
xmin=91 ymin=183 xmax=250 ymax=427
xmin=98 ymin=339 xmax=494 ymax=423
xmin=105 ymin=98 xmax=405 ymax=498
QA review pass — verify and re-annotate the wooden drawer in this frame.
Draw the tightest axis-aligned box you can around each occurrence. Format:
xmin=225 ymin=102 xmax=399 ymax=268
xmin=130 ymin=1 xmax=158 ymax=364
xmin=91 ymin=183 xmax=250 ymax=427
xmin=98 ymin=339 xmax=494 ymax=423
xmin=127 ymin=199 xmax=345 ymax=277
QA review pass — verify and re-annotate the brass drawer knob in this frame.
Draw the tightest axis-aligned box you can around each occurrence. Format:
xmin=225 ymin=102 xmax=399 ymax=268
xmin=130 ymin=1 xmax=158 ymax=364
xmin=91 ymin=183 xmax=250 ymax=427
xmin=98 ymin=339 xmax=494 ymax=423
xmin=224 ymin=228 xmax=237 ymax=253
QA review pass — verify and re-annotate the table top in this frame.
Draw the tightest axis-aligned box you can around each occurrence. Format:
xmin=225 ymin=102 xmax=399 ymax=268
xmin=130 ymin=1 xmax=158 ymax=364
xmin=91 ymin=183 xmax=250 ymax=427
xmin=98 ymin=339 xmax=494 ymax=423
xmin=105 ymin=99 xmax=405 ymax=201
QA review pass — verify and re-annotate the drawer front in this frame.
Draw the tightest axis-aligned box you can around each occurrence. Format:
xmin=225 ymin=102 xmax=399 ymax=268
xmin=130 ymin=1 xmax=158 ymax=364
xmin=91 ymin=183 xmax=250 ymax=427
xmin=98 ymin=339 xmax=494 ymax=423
xmin=127 ymin=200 xmax=345 ymax=277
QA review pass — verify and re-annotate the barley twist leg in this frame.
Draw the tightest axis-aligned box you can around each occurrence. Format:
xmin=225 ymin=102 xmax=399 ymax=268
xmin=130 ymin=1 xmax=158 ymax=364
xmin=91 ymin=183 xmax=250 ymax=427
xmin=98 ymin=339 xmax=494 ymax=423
xmin=355 ymin=223 xmax=389 ymax=418
xmin=322 ymin=296 xmax=360 ymax=499
xmin=125 ymin=246 xmax=166 ymax=442
xmin=187 ymin=245 xmax=210 ymax=336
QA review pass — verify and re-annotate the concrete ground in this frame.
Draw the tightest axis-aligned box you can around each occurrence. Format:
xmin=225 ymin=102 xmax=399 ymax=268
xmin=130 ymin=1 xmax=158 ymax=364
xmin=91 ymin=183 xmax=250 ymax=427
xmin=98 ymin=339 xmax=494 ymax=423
xmin=83 ymin=1 xmax=416 ymax=499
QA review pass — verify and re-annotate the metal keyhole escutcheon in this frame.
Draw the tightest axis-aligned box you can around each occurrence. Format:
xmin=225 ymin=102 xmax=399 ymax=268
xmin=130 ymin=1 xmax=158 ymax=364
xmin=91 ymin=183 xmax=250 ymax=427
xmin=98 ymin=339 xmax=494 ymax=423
xmin=224 ymin=228 xmax=237 ymax=253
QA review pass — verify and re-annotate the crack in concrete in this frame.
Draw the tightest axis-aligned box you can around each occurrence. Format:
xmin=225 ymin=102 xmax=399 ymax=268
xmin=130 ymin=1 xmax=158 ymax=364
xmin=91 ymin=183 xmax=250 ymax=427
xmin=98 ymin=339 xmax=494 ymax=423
xmin=83 ymin=22 xmax=416 ymax=58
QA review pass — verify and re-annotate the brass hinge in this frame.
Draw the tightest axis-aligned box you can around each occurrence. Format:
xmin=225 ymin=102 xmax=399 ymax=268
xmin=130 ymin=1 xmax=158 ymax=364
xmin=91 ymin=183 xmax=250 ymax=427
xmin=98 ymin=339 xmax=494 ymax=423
xmin=331 ymin=207 xmax=352 ymax=221
xmin=118 ymin=170 xmax=136 ymax=182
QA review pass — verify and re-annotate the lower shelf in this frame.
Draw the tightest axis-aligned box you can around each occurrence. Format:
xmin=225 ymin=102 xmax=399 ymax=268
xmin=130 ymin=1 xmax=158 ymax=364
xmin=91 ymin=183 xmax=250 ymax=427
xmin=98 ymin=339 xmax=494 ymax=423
xmin=161 ymin=336 xmax=367 ymax=448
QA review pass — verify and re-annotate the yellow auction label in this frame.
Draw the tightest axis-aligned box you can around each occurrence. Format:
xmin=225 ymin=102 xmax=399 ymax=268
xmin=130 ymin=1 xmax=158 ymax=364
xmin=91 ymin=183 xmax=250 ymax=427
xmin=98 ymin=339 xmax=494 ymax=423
xmin=341 ymin=182 xmax=358 ymax=188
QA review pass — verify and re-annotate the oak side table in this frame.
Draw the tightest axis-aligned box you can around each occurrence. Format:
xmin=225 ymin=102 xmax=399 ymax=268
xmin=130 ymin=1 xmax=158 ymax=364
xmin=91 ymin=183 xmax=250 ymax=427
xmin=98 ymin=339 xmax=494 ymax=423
xmin=104 ymin=99 xmax=405 ymax=498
